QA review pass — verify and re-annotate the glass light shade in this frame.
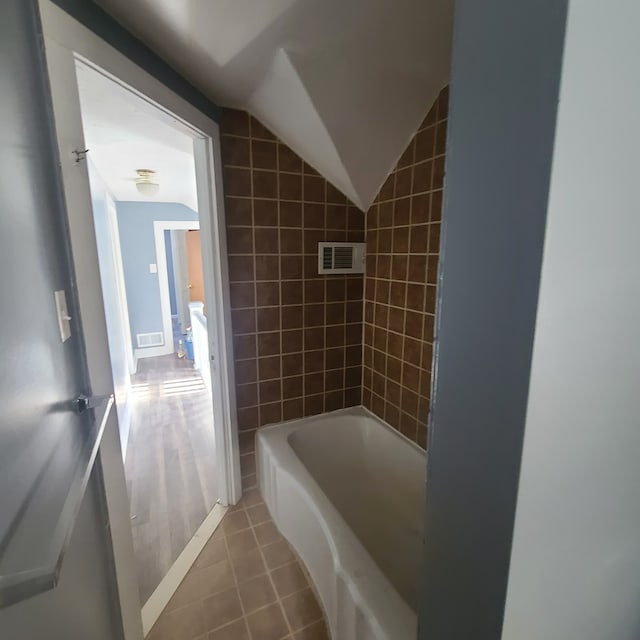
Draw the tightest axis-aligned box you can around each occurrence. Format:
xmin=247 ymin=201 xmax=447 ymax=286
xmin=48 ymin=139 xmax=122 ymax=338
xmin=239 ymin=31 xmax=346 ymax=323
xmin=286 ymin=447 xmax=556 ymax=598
xmin=135 ymin=180 xmax=159 ymax=196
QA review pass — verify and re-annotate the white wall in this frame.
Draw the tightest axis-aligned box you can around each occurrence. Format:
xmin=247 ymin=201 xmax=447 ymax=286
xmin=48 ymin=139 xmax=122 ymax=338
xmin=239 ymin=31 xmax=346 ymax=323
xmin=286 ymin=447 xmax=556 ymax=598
xmin=189 ymin=302 xmax=211 ymax=393
xmin=86 ymin=0 xmax=453 ymax=210
xmin=88 ymin=162 xmax=133 ymax=459
xmin=502 ymin=2 xmax=640 ymax=638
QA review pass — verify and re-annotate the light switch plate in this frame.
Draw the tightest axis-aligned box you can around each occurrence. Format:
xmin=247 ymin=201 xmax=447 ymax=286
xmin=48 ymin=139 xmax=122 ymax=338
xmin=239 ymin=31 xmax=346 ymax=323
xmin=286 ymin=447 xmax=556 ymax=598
xmin=149 ymin=263 xmax=157 ymax=273
xmin=54 ymin=290 xmax=71 ymax=342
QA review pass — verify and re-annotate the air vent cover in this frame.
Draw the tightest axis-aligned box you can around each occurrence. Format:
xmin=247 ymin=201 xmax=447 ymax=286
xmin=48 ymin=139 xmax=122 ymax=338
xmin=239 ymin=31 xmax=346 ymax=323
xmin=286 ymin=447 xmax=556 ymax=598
xmin=136 ymin=332 xmax=164 ymax=348
xmin=318 ymin=242 xmax=366 ymax=274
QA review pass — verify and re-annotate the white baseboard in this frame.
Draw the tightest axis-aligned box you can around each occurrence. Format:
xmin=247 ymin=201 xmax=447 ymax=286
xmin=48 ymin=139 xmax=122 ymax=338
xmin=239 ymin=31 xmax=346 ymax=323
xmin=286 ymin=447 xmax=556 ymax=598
xmin=134 ymin=344 xmax=173 ymax=360
xmin=141 ymin=503 xmax=227 ymax=636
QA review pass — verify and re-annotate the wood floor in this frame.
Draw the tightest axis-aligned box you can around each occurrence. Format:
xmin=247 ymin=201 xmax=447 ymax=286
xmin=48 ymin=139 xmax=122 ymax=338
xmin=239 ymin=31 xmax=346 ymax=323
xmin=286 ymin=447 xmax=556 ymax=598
xmin=125 ymin=353 xmax=218 ymax=604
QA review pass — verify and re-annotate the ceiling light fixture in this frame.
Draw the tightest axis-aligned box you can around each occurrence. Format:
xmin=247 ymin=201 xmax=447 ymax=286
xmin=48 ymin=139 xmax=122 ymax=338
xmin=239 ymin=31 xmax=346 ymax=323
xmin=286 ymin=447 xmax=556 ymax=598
xmin=135 ymin=169 xmax=159 ymax=196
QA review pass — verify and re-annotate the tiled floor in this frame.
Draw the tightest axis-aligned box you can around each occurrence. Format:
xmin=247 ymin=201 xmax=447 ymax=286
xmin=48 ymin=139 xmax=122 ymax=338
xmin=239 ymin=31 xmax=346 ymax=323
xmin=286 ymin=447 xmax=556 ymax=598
xmin=147 ymin=489 xmax=330 ymax=640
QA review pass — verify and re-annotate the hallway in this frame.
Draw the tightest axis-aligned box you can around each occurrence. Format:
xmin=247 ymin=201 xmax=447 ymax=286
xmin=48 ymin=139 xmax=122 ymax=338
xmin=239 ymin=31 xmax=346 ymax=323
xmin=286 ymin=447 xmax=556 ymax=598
xmin=125 ymin=354 xmax=217 ymax=603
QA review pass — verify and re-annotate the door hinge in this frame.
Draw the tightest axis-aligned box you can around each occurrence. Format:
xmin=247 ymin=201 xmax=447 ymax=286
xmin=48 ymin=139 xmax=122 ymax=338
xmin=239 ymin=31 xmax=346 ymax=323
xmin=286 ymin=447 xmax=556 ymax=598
xmin=72 ymin=148 xmax=90 ymax=164
xmin=74 ymin=394 xmax=110 ymax=413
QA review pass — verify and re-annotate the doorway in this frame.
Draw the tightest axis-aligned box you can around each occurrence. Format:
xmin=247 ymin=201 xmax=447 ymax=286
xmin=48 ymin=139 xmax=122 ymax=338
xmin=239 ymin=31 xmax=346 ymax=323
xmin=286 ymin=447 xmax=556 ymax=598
xmin=40 ymin=14 xmax=241 ymax=634
xmin=76 ymin=62 xmax=220 ymax=605
xmin=186 ymin=230 xmax=205 ymax=309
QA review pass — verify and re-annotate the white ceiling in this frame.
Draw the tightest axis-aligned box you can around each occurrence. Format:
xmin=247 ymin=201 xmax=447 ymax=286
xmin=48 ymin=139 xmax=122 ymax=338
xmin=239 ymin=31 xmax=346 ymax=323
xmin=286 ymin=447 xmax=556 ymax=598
xmin=75 ymin=62 xmax=199 ymax=211
xmin=94 ymin=0 xmax=453 ymax=210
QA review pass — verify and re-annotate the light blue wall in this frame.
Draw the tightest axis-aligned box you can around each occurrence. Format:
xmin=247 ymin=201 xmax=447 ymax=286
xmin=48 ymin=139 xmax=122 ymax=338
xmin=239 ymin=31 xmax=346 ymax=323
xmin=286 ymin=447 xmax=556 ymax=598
xmin=116 ymin=202 xmax=198 ymax=351
xmin=165 ymin=229 xmax=178 ymax=315
xmin=88 ymin=162 xmax=131 ymax=458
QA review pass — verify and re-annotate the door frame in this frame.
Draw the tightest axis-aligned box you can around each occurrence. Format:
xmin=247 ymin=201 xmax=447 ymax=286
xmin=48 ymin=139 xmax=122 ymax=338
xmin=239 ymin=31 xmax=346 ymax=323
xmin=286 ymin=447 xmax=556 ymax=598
xmin=38 ymin=2 xmax=241 ymax=637
xmin=153 ymin=220 xmax=200 ymax=356
xmin=105 ymin=194 xmax=136 ymax=377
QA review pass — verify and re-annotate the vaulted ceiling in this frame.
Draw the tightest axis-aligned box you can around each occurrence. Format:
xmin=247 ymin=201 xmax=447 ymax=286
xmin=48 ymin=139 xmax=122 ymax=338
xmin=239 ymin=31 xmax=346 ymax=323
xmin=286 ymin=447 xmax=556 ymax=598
xmin=95 ymin=0 xmax=453 ymax=211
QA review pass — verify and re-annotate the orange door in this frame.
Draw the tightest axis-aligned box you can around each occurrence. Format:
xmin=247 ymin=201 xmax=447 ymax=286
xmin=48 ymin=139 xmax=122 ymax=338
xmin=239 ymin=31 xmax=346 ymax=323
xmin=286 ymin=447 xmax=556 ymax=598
xmin=185 ymin=230 xmax=205 ymax=310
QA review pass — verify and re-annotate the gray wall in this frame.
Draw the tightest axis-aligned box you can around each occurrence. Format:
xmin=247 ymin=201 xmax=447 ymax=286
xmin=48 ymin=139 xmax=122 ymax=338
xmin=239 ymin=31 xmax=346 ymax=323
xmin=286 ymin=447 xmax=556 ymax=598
xmin=50 ymin=0 xmax=221 ymax=123
xmin=0 ymin=478 xmax=120 ymax=639
xmin=88 ymin=162 xmax=132 ymax=457
xmin=419 ymin=1 xmax=568 ymax=637
xmin=502 ymin=2 xmax=640 ymax=638
xmin=116 ymin=201 xmax=198 ymax=349
xmin=0 ymin=0 xmax=120 ymax=637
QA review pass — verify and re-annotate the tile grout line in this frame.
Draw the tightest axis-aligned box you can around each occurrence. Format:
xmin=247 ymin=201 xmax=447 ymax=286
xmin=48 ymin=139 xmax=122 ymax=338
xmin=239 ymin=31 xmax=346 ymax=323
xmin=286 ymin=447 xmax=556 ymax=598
xmin=253 ymin=521 xmax=296 ymax=639
xmin=218 ymin=514 xmax=253 ymax=640
xmin=225 ymin=499 xmax=323 ymax=639
xmin=248 ymin=116 xmax=262 ymax=440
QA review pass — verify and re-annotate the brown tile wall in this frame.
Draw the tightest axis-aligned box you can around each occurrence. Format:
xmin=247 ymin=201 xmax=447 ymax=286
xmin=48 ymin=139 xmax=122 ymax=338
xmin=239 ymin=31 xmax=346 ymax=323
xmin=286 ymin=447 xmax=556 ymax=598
xmin=362 ymin=87 xmax=449 ymax=448
xmin=221 ymin=109 xmax=365 ymax=487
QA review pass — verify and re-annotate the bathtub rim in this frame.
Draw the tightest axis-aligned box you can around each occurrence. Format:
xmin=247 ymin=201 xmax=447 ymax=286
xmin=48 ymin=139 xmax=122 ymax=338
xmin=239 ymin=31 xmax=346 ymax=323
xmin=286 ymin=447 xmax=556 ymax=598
xmin=258 ymin=404 xmax=427 ymax=455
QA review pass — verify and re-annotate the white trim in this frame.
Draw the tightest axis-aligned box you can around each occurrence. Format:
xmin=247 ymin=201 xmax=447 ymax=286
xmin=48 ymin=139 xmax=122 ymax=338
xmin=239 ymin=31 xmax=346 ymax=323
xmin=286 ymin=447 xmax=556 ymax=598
xmin=153 ymin=220 xmax=200 ymax=357
xmin=141 ymin=503 xmax=227 ymax=635
xmin=39 ymin=1 xmax=219 ymax=141
xmin=106 ymin=194 xmax=136 ymax=375
xmin=194 ymin=134 xmax=242 ymax=506
xmin=39 ymin=2 xmax=242 ymax=636
xmin=133 ymin=345 xmax=170 ymax=361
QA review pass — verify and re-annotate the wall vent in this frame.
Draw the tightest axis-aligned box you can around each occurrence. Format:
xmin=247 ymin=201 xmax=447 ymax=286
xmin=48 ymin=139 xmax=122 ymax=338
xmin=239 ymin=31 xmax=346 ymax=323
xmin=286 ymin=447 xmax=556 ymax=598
xmin=136 ymin=332 xmax=164 ymax=348
xmin=318 ymin=242 xmax=366 ymax=274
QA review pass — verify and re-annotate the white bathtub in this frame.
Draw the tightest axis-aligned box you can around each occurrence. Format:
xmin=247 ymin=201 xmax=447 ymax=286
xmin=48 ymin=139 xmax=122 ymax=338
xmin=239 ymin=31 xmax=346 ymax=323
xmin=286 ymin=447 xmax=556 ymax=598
xmin=257 ymin=406 xmax=426 ymax=640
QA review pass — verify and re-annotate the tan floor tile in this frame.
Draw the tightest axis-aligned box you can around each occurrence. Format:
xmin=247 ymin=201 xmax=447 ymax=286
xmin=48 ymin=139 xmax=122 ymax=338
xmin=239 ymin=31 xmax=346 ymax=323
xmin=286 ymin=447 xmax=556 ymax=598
xmin=293 ymin=619 xmax=330 ymax=640
xmin=242 ymin=473 xmax=257 ymax=489
xmin=230 ymin=546 xmax=267 ymax=583
xmin=166 ymin=601 xmax=206 ymax=640
xmin=222 ymin=509 xmax=251 ymax=534
xmin=169 ymin=560 xmax=236 ymax=610
xmin=238 ymin=573 xmax=277 ymax=613
xmin=227 ymin=496 xmax=247 ymax=514
xmin=270 ymin=562 xmax=308 ymax=598
xmin=196 ymin=537 xmax=228 ymax=569
xmin=246 ymin=503 xmax=271 ymax=526
xmin=207 ymin=617 xmax=250 ymax=640
xmin=253 ymin=521 xmax=283 ymax=546
xmin=202 ymin=586 xmax=243 ymax=632
xmin=242 ymin=488 xmax=264 ymax=507
xmin=246 ymin=602 xmax=289 ymax=640
xmin=152 ymin=501 xmax=327 ymax=640
xmin=225 ymin=503 xmax=246 ymax=514
xmin=262 ymin=539 xmax=296 ymax=571
xmin=281 ymin=588 xmax=323 ymax=632
xmin=226 ymin=528 xmax=258 ymax=559
xmin=211 ymin=526 xmax=226 ymax=541
xmin=146 ymin=615 xmax=173 ymax=640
